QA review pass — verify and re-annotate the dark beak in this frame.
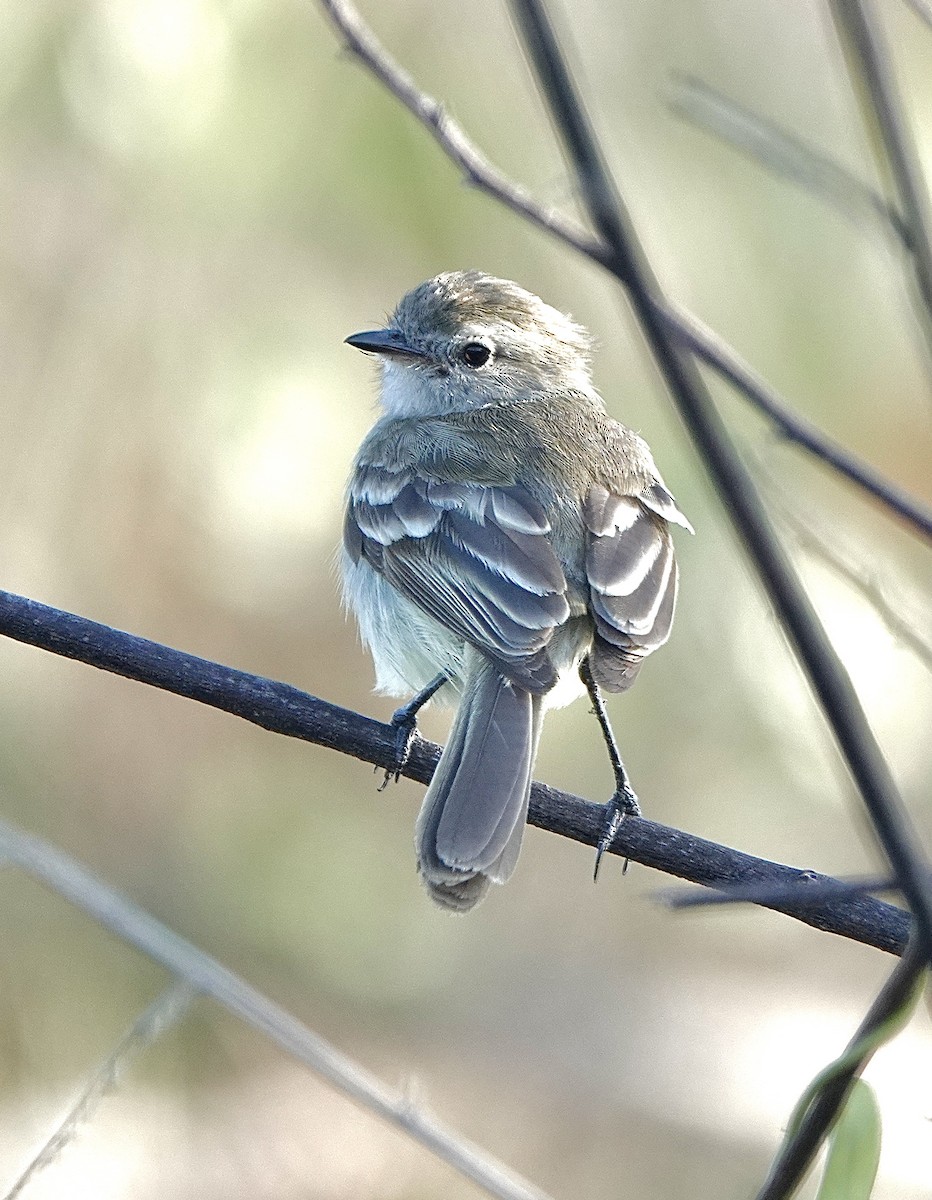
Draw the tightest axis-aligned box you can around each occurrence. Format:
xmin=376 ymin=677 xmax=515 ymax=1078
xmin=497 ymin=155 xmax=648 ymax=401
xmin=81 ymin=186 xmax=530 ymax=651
xmin=344 ymin=327 xmax=427 ymax=359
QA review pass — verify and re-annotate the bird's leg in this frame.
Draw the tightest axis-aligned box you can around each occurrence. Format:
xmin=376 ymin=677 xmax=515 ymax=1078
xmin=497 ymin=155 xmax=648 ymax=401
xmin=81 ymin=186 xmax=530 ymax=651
xmin=378 ymin=673 xmax=448 ymax=790
xmin=579 ymin=657 xmax=641 ymax=878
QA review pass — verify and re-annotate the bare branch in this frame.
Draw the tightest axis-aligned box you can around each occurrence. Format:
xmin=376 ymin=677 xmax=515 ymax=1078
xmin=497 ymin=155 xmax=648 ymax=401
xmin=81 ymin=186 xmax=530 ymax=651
xmin=0 ymin=589 xmax=910 ymax=955
xmin=902 ymin=0 xmax=932 ymax=30
xmin=788 ymin=521 xmax=932 ymax=671
xmin=3 ymin=984 xmax=194 ymax=1200
xmin=756 ymin=932 xmax=926 ymax=1200
xmin=318 ymin=0 xmax=932 ymax=541
xmin=319 ymin=0 xmax=606 ymax=266
xmin=663 ymin=305 xmax=932 ymax=540
xmin=0 ymin=818 xmax=555 ymax=1200
xmin=504 ymin=0 xmax=932 ymax=959
xmin=756 ymin=459 xmax=932 ymax=671
xmin=669 ymin=74 xmax=909 ymax=246
xmin=831 ymin=0 xmax=932 ymax=352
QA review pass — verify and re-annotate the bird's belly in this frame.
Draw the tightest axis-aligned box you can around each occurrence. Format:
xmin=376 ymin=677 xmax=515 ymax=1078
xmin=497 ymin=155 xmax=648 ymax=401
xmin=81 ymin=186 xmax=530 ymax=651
xmin=341 ymin=553 xmax=468 ymax=699
xmin=342 ymin=553 xmax=595 ymax=707
xmin=543 ymin=614 xmax=593 ymax=709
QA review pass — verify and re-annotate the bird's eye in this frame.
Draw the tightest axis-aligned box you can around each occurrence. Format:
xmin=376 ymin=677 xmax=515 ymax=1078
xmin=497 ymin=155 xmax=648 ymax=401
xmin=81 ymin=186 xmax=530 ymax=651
xmin=460 ymin=342 xmax=491 ymax=368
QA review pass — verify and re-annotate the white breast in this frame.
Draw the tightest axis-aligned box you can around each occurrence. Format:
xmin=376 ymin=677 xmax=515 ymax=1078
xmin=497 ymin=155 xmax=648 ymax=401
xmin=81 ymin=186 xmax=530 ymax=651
xmin=341 ymin=550 xmax=468 ymax=700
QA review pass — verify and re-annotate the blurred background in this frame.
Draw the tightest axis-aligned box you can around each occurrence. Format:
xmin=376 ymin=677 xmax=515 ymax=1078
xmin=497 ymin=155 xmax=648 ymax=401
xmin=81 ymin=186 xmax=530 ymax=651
xmin=0 ymin=0 xmax=930 ymax=1196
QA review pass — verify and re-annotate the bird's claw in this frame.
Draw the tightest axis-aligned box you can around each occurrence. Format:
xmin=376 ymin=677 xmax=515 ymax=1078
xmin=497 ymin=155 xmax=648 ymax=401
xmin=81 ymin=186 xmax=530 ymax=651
xmin=593 ymin=784 xmax=641 ymax=881
xmin=377 ymin=705 xmax=420 ymax=791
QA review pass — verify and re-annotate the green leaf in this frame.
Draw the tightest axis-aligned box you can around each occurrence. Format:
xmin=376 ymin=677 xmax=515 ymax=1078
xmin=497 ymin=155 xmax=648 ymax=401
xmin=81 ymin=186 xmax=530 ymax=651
xmin=815 ymin=1080 xmax=882 ymax=1200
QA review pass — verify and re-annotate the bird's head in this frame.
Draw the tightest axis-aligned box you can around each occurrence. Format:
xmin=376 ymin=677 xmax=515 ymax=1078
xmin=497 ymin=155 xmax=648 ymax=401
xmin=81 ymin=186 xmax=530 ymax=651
xmin=346 ymin=270 xmax=594 ymax=416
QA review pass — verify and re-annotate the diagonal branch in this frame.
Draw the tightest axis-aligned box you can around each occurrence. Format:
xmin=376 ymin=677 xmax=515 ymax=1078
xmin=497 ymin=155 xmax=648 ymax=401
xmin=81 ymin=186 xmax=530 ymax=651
xmin=753 ymin=453 xmax=932 ymax=672
xmin=321 ymin=0 xmax=606 ymax=266
xmin=669 ymin=74 xmax=910 ymax=247
xmin=830 ymin=0 xmax=932 ymax=352
xmin=903 ymin=0 xmax=932 ymax=29
xmin=319 ymin=0 xmax=932 ymax=541
xmin=755 ymin=931 xmax=926 ymax=1200
xmin=0 ymin=589 xmax=910 ymax=955
xmin=504 ymin=0 xmax=932 ymax=960
xmin=4 ymin=983 xmax=194 ymax=1200
xmin=661 ymin=305 xmax=931 ymax=540
xmin=0 ymin=818 xmax=554 ymax=1200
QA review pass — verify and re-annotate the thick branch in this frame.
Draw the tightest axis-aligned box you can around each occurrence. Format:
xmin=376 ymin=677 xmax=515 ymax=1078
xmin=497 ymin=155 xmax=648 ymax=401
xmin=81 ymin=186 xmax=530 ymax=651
xmin=319 ymin=0 xmax=932 ymax=542
xmin=0 ymin=590 xmax=909 ymax=955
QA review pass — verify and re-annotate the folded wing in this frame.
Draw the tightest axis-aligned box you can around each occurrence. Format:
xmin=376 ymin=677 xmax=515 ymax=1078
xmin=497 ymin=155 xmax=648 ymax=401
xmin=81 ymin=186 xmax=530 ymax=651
xmin=345 ymin=464 xmax=570 ymax=692
xmin=584 ymin=483 xmax=687 ymax=692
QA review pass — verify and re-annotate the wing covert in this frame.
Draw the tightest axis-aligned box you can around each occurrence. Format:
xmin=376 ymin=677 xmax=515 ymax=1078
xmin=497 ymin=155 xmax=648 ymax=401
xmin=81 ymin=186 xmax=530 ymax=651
xmin=584 ymin=484 xmax=681 ymax=692
xmin=346 ymin=464 xmax=569 ymax=692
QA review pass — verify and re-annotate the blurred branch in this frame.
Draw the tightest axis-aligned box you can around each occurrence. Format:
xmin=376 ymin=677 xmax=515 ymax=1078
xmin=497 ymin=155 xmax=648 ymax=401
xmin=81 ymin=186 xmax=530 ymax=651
xmin=903 ymin=0 xmax=932 ymax=29
xmin=3 ymin=983 xmax=194 ymax=1200
xmin=0 ymin=817 xmax=554 ymax=1200
xmin=756 ymin=931 xmax=927 ymax=1200
xmin=664 ymin=860 xmax=926 ymax=1197
xmin=669 ymin=74 xmax=909 ymax=246
xmin=0 ymin=590 xmax=910 ymax=955
xmin=664 ymin=307 xmax=932 ymax=539
xmin=319 ymin=0 xmax=932 ymax=542
xmin=758 ymin=463 xmax=932 ymax=672
xmin=831 ymin=0 xmax=932 ymax=352
xmin=504 ymin=0 xmax=932 ymax=960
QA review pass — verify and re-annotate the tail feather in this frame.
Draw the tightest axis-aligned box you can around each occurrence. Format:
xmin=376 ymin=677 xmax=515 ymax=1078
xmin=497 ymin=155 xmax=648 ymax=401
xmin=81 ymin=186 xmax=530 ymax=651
xmin=416 ymin=657 xmax=544 ymax=911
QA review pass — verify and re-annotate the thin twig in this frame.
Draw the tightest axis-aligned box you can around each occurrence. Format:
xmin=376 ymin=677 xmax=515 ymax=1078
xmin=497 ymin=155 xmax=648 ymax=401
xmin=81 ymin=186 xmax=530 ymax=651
xmin=831 ymin=0 xmax=932 ymax=352
xmin=663 ymin=304 xmax=932 ymax=540
xmin=789 ymin=522 xmax=932 ymax=671
xmin=0 ymin=589 xmax=910 ymax=954
xmin=0 ymin=818 xmax=555 ymax=1200
xmin=669 ymin=74 xmax=910 ymax=247
xmin=505 ymin=0 xmax=932 ymax=961
xmin=320 ymin=0 xmax=606 ymax=266
xmin=902 ymin=0 xmax=932 ymax=30
xmin=3 ymin=983 xmax=194 ymax=1200
xmin=756 ymin=931 xmax=927 ymax=1200
xmin=756 ymin=461 xmax=932 ymax=671
xmin=318 ymin=0 xmax=932 ymax=541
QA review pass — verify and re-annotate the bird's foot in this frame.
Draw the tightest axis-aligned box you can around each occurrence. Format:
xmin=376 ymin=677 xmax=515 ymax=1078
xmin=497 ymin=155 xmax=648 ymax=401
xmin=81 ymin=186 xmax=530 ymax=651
xmin=377 ymin=703 xmax=421 ymax=791
xmin=377 ymin=674 xmax=447 ymax=791
xmin=593 ymin=782 xmax=641 ymax=881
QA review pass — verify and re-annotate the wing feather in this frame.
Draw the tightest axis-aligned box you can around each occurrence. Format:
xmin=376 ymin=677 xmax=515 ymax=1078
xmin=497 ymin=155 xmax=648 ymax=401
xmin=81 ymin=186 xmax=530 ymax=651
xmin=346 ymin=469 xmax=569 ymax=693
xmin=640 ymin=480 xmax=694 ymax=532
xmin=584 ymin=483 xmax=682 ymax=691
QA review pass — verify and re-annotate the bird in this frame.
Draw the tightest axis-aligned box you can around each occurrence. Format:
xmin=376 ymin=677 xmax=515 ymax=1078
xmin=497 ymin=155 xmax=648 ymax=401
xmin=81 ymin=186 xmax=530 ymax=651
xmin=342 ymin=270 xmax=692 ymax=911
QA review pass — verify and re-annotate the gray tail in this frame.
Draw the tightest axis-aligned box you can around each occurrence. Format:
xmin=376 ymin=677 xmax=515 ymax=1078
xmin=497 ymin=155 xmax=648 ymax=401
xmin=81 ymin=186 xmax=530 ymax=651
xmin=415 ymin=658 xmax=544 ymax=912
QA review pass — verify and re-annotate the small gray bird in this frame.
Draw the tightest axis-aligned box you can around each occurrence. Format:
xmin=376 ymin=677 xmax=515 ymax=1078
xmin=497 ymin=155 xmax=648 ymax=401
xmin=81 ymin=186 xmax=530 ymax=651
xmin=342 ymin=271 xmax=691 ymax=911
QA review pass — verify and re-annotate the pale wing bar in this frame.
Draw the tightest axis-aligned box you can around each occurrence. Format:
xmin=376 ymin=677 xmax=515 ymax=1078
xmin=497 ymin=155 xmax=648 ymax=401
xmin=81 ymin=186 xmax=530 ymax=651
xmin=346 ymin=464 xmax=570 ymax=691
xmin=584 ymin=485 xmax=680 ymax=692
